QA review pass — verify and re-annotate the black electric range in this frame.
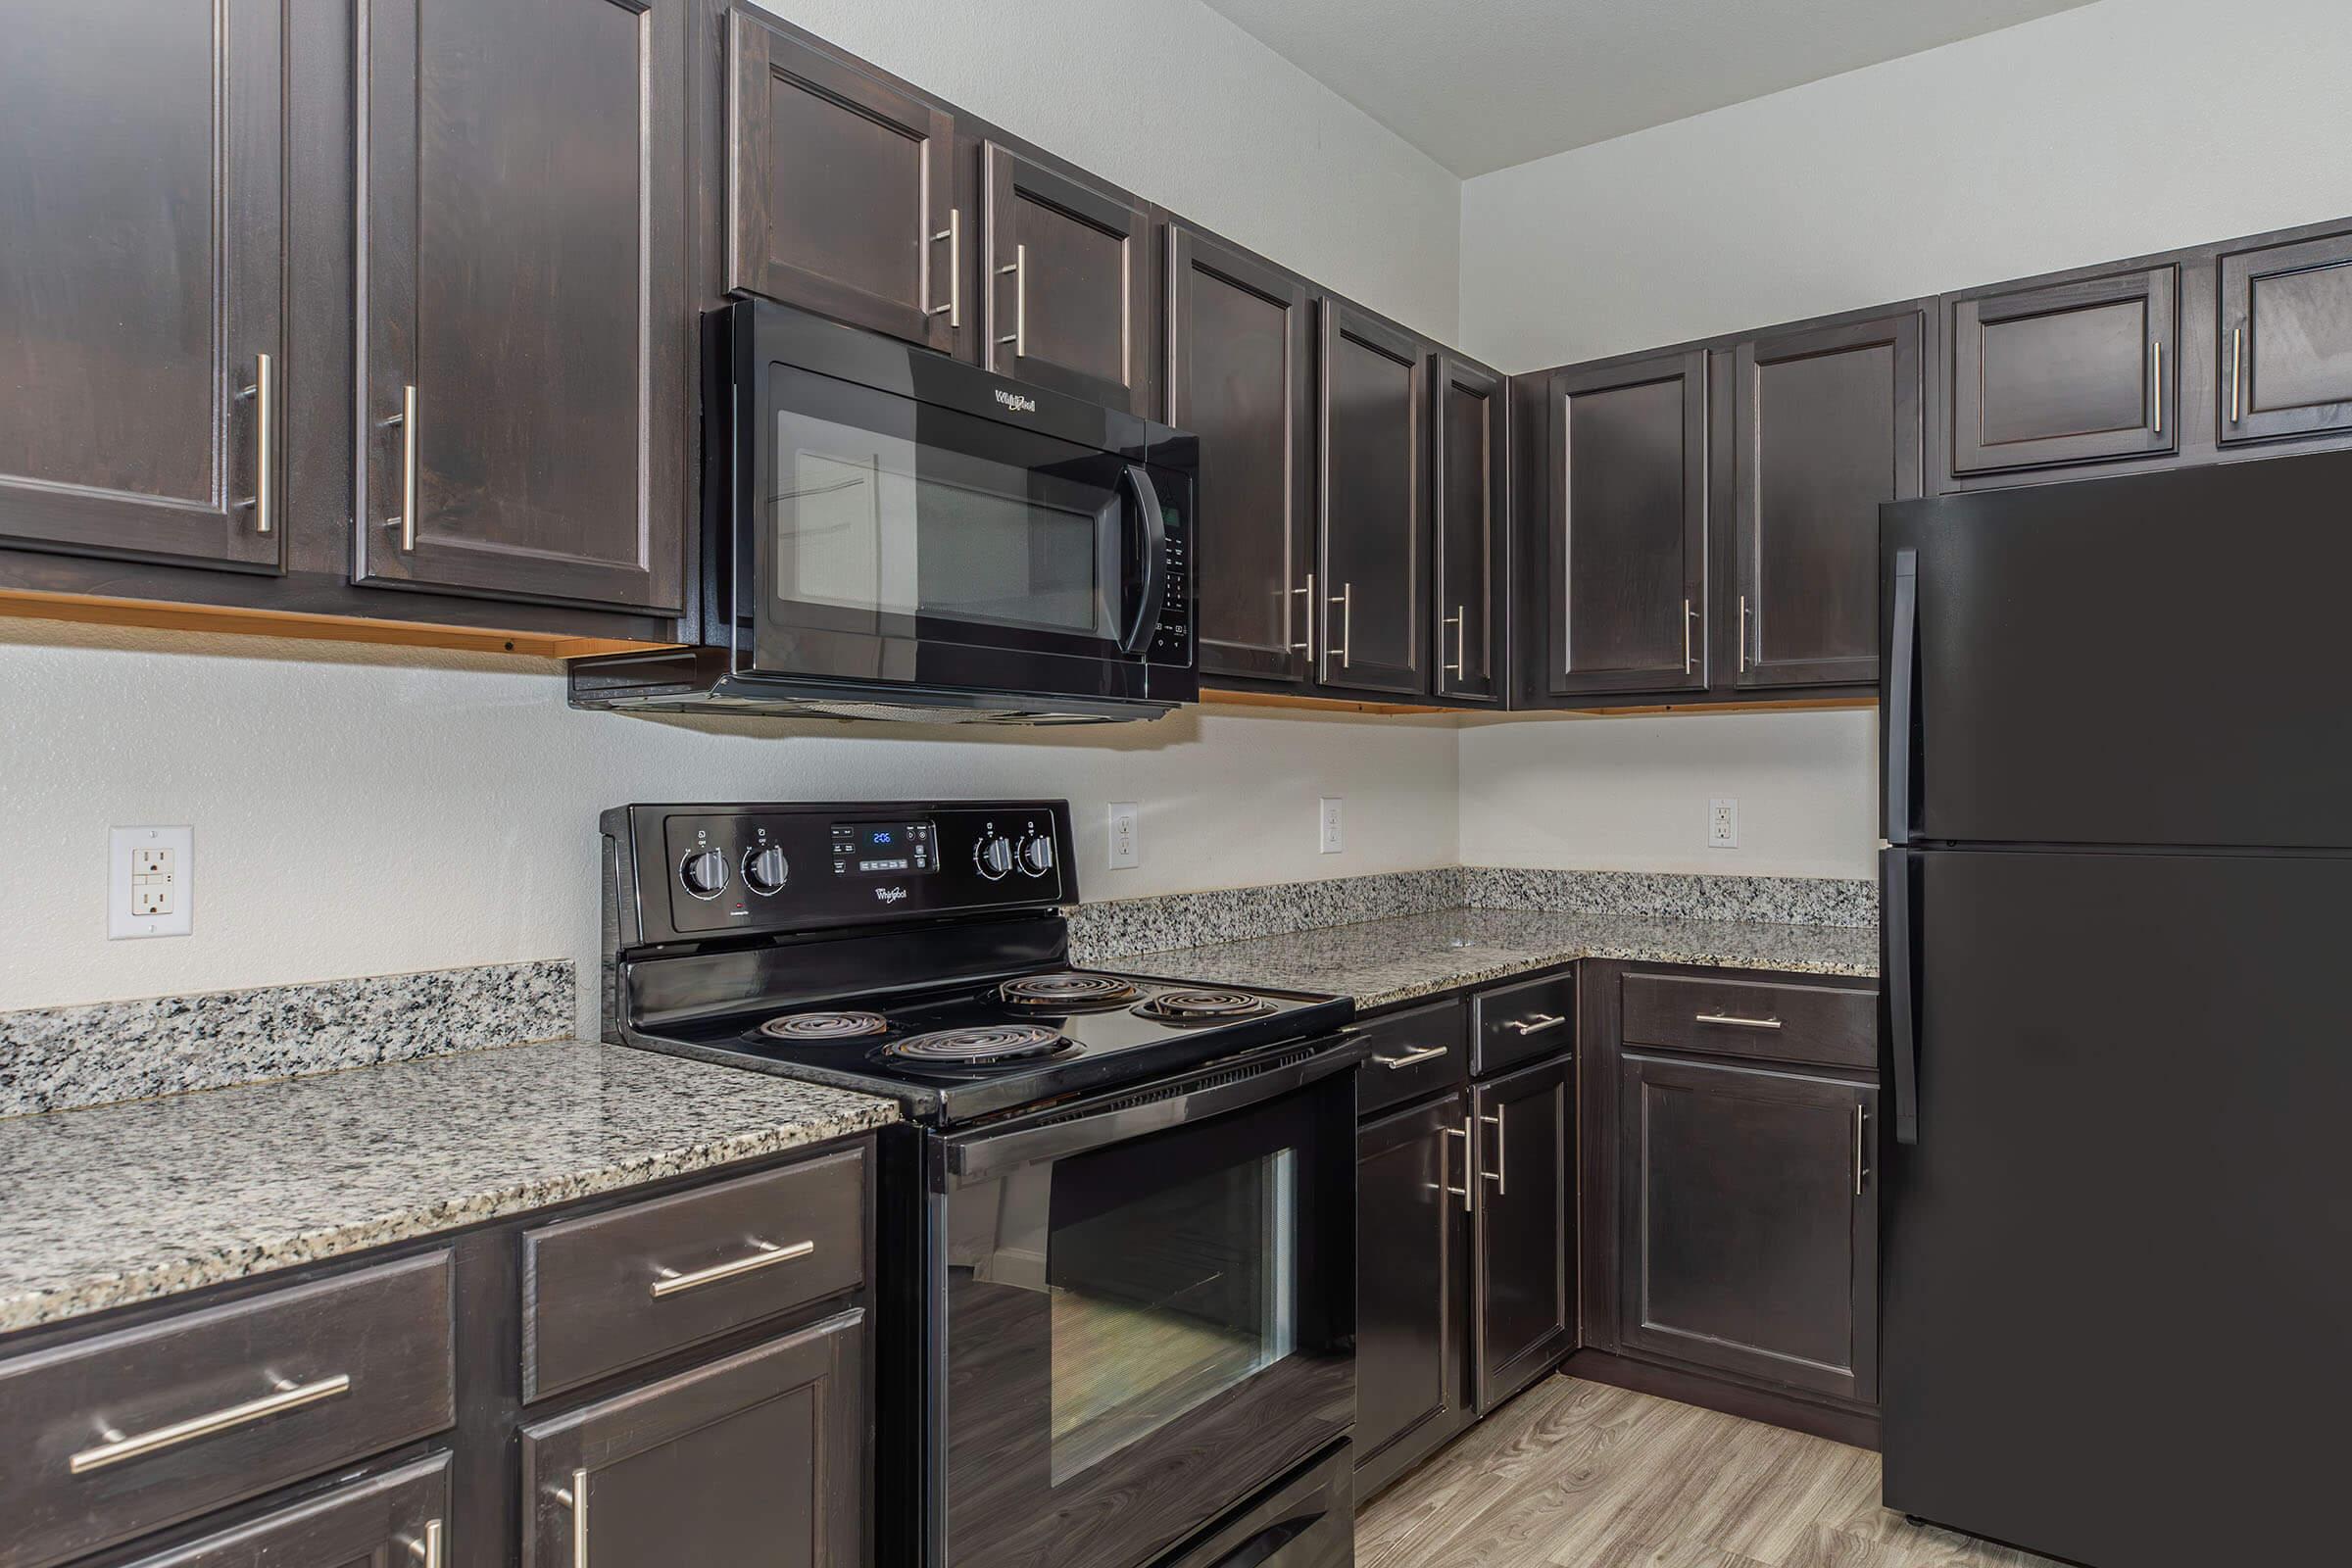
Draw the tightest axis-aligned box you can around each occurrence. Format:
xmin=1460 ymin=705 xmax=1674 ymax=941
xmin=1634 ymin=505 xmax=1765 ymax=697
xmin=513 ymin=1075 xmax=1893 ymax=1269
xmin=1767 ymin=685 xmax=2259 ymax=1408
xmin=600 ymin=800 xmax=1363 ymax=1568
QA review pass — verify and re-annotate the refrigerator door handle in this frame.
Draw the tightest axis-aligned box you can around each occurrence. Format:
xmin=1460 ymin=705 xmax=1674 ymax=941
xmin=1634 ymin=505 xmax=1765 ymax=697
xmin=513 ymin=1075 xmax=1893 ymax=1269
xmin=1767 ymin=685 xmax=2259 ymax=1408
xmin=1886 ymin=844 xmax=1920 ymax=1146
xmin=1887 ymin=547 xmax=1919 ymax=846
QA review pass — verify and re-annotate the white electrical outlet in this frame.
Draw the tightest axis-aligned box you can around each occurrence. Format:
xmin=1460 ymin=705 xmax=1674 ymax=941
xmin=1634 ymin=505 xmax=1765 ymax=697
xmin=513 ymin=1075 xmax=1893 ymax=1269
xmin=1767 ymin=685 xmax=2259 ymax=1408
xmin=1318 ymin=797 xmax=1345 ymax=855
xmin=1106 ymin=803 xmax=1140 ymax=869
xmin=110 ymin=826 xmax=194 ymax=939
xmin=1708 ymin=798 xmax=1739 ymax=850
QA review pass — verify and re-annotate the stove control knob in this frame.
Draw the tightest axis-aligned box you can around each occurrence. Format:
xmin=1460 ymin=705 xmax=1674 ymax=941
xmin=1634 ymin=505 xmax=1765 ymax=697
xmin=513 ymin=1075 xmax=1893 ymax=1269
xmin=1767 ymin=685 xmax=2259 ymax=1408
xmin=742 ymin=844 xmax=789 ymax=896
xmin=679 ymin=847 xmax=730 ymax=900
xmin=1016 ymin=833 xmax=1054 ymax=876
xmin=974 ymin=832 xmax=1014 ymax=880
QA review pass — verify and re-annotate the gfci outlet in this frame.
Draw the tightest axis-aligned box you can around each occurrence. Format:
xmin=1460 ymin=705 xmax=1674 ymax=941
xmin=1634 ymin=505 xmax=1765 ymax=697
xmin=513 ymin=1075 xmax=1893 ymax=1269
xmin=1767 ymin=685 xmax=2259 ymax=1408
xmin=1106 ymin=803 xmax=1140 ymax=869
xmin=110 ymin=826 xmax=194 ymax=939
xmin=1318 ymin=797 xmax=1344 ymax=855
xmin=1708 ymin=798 xmax=1740 ymax=850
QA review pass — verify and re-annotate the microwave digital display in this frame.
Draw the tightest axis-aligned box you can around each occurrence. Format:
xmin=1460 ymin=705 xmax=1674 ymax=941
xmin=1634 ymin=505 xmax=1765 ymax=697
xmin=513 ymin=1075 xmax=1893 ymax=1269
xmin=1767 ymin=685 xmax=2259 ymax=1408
xmin=830 ymin=820 xmax=934 ymax=876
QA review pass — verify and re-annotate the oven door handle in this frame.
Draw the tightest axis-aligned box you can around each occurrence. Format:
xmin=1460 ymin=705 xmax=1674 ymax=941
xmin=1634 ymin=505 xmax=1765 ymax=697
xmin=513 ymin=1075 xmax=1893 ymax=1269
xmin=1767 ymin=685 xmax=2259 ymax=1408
xmin=943 ymin=1036 xmax=1363 ymax=1183
xmin=1116 ymin=463 xmax=1169 ymax=656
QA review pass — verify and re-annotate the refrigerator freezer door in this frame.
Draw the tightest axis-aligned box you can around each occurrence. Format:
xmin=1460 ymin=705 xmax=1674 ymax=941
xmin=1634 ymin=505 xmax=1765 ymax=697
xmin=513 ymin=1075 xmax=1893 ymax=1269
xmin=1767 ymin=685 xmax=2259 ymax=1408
xmin=1880 ymin=448 xmax=2352 ymax=849
xmin=1881 ymin=847 xmax=2350 ymax=1566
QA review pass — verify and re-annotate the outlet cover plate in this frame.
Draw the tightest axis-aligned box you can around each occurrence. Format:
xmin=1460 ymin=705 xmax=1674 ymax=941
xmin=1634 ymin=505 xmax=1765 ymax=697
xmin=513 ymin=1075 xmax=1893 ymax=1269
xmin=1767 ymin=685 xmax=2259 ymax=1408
xmin=1106 ymin=803 xmax=1140 ymax=869
xmin=1708 ymin=798 xmax=1739 ymax=850
xmin=111 ymin=826 xmax=193 ymax=939
xmin=1318 ymin=797 xmax=1344 ymax=855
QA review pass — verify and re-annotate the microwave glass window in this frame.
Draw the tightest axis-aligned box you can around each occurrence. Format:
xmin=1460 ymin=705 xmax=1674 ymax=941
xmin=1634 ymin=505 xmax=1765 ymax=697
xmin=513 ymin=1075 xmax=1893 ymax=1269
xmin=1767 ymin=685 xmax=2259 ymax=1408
xmin=772 ymin=408 xmax=1117 ymax=637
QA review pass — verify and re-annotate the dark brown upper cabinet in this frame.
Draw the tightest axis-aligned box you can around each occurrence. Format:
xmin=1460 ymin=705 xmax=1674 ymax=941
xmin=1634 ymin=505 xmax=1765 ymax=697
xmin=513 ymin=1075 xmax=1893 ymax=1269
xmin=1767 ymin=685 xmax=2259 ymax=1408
xmin=1433 ymin=355 xmax=1507 ymax=704
xmin=1617 ymin=1054 xmax=1878 ymax=1405
xmin=1355 ymin=1090 xmax=1471 ymax=1495
xmin=1318 ymin=300 xmax=1430 ymax=698
xmin=982 ymin=144 xmax=1152 ymax=414
xmin=727 ymin=12 xmax=957 ymax=354
xmin=1471 ymin=1053 xmax=1574 ymax=1412
xmin=1948 ymin=264 xmax=2178 ymax=477
xmin=2219 ymin=228 xmax=2352 ymax=446
xmin=0 ymin=0 xmax=284 ymax=572
xmin=1540 ymin=351 xmax=1709 ymax=699
xmin=1730 ymin=312 xmax=1922 ymax=690
xmin=1165 ymin=225 xmax=1315 ymax=685
xmin=358 ymin=0 xmax=688 ymax=614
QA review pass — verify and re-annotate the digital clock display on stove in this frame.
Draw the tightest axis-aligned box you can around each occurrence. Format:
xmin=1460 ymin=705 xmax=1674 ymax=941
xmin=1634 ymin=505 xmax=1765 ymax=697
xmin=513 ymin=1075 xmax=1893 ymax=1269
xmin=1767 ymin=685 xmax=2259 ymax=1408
xmin=829 ymin=819 xmax=935 ymax=876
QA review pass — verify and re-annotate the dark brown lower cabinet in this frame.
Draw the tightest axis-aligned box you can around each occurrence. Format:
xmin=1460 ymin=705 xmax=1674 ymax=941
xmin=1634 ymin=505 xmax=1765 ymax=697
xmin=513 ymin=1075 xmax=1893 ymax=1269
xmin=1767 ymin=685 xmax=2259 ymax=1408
xmin=115 ymin=1454 xmax=449 ymax=1568
xmin=519 ymin=1307 xmax=866 ymax=1568
xmin=1353 ymin=1091 xmax=1470 ymax=1496
xmin=1471 ymin=1054 xmax=1575 ymax=1411
xmin=1617 ymin=1055 xmax=1877 ymax=1404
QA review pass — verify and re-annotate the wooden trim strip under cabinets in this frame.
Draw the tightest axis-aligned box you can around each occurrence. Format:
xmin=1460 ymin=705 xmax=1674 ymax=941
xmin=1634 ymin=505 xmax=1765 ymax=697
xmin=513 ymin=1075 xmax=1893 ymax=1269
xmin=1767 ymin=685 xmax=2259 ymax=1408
xmin=0 ymin=589 xmax=677 ymax=660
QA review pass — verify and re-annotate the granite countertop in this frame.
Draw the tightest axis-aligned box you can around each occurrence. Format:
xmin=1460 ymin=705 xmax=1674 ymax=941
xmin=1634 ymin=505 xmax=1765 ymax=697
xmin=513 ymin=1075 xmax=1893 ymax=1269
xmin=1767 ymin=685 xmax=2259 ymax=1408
xmin=0 ymin=1040 xmax=899 ymax=1334
xmin=1126 ymin=907 xmax=1880 ymax=1010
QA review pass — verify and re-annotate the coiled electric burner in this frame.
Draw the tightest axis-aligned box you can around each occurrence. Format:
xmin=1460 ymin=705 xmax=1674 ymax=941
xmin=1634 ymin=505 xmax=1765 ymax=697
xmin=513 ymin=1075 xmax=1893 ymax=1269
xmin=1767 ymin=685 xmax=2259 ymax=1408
xmin=1133 ymin=988 xmax=1277 ymax=1024
xmin=879 ymin=1024 xmax=1074 ymax=1064
xmin=758 ymin=1010 xmax=889 ymax=1042
xmin=999 ymin=972 xmax=1142 ymax=1009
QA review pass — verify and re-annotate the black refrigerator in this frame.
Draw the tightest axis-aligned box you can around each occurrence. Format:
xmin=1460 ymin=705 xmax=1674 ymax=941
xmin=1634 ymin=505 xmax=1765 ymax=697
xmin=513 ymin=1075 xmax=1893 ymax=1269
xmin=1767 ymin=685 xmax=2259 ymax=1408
xmin=1879 ymin=450 xmax=2351 ymax=1568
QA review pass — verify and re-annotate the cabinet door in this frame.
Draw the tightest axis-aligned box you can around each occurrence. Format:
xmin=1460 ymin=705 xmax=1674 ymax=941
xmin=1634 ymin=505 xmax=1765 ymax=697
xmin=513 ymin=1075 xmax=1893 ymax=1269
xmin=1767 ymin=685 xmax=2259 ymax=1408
xmin=1948 ymin=264 xmax=2177 ymax=476
xmin=1166 ymin=226 xmax=1314 ymax=685
xmin=1731 ymin=313 xmax=1921 ymax=689
xmin=728 ymin=13 xmax=956 ymax=352
xmin=2219 ymin=229 xmax=2352 ymax=445
xmin=520 ymin=1309 xmax=865 ymax=1568
xmin=1471 ymin=1054 xmax=1574 ymax=1412
xmin=1433 ymin=355 xmax=1506 ymax=704
xmin=0 ymin=0 xmax=282 ymax=570
xmin=1318 ymin=301 xmax=1429 ymax=697
xmin=1544 ymin=352 xmax=1708 ymax=698
xmin=1619 ymin=1055 xmax=1877 ymax=1403
xmin=360 ymin=0 xmax=688 ymax=612
xmin=983 ymin=144 xmax=1152 ymax=413
xmin=1355 ymin=1092 xmax=1469 ymax=1489
xmin=120 ymin=1455 xmax=448 ymax=1568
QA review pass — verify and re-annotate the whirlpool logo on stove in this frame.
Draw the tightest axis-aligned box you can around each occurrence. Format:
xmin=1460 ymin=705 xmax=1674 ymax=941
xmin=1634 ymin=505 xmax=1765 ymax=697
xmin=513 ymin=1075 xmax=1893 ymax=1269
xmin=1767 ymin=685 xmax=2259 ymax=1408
xmin=993 ymin=387 xmax=1037 ymax=415
xmin=873 ymin=885 xmax=909 ymax=905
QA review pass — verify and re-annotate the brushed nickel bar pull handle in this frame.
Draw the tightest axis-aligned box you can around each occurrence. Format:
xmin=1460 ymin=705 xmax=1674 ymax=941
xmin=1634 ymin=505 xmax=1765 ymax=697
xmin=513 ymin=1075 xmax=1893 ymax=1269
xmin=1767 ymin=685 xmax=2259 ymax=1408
xmin=555 ymin=1468 xmax=589 ymax=1566
xmin=1854 ymin=1102 xmax=1867 ymax=1196
xmin=1480 ymin=1111 xmax=1506 ymax=1195
xmin=1694 ymin=1011 xmax=1783 ymax=1030
xmin=408 ymin=1518 xmax=445 ymax=1568
xmin=931 ymin=209 xmax=960 ymax=326
xmin=1441 ymin=1118 xmax=1474 ymax=1212
xmin=1501 ymin=1012 xmax=1564 ymax=1036
xmin=2151 ymin=339 xmax=2163 ymax=436
xmin=237 ymin=353 xmax=274 ymax=534
xmin=2230 ymin=326 xmax=2243 ymax=424
xmin=649 ymin=1238 xmax=811 ymax=1298
xmin=69 ymin=1373 xmax=352 ymax=1474
xmin=382 ymin=385 xmax=418 ymax=550
xmin=996 ymin=243 xmax=1026 ymax=358
xmin=1739 ymin=594 xmax=1749 ymax=674
xmin=1373 ymin=1043 xmax=1449 ymax=1070
xmin=1683 ymin=598 xmax=1696 ymax=674
xmin=1289 ymin=571 xmax=1315 ymax=652
xmin=1444 ymin=605 xmax=1465 ymax=677
xmin=1330 ymin=582 xmax=1352 ymax=667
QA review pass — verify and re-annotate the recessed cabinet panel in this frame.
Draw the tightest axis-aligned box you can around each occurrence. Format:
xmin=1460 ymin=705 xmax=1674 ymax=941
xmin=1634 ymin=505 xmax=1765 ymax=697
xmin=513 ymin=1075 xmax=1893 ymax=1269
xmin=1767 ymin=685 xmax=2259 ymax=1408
xmin=728 ymin=14 xmax=955 ymax=352
xmin=2220 ymin=231 xmax=2352 ymax=444
xmin=1319 ymin=302 xmax=1428 ymax=697
xmin=1434 ymin=357 xmax=1505 ymax=703
xmin=1733 ymin=314 xmax=1921 ymax=688
xmin=1166 ymin=227 xmax=1314 ymax=683
xmin=360 ymin=0 xmax=687 ymax=612
xmin=0 ymin=0 xmax=282 ymax=569
xmin=1949 ymin=266 xmax=2177 ymax=475
xmin=1355 ymin=1092 xmax=1469 ymax=1487
xmin=1472 ymin=1054 xmax=1574 ymax=1411
xmin=984 ymin=145 xmax=1152 ymax=414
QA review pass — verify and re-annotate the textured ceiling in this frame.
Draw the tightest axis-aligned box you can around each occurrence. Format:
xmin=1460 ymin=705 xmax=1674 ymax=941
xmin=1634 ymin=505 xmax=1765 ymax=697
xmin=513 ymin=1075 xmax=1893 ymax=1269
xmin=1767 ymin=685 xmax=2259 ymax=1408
xmin=1200 ymin=0 xmax=2097 ymax=176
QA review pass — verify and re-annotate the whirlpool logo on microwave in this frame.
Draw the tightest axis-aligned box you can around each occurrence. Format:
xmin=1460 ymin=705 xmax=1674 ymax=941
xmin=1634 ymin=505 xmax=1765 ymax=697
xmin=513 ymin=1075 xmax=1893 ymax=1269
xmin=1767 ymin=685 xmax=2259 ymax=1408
xmin=874 ymin=885 xmax=909 ymax=905
xmin=993 ymin=387 xmax=1038 ymax=415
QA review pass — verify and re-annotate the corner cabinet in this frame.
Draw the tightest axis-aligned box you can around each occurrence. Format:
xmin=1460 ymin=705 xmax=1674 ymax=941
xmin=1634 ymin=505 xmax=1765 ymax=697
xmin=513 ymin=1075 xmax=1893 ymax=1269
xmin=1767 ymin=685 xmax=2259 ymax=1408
xmin=1432 ymin=355 xmax=1507 ymax=704
xmin=1318 ymin=300 xmax=1430 ymax=698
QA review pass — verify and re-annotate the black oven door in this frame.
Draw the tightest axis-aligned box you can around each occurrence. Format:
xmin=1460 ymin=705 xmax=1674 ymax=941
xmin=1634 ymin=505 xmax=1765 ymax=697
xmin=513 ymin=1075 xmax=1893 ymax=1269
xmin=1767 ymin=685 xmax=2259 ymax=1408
xmin=930 ymin=1045 xmax=1358 ymax=1568
xmin=747 ymin=358 xmax=1183 ymax=695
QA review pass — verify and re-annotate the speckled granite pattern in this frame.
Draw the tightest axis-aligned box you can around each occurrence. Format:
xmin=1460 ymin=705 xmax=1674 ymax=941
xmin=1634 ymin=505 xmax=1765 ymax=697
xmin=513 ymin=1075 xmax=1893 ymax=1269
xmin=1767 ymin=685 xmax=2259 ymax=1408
xmin=0 ymin=1039 xmax=898 ymax=1333
xmin=1067 ymin=867 xmax=1468 ymax=962
xmin=1463 ymin=867 xmax=1877 ymax=928
xmin=1128 ymin=907 xmax=1878 ymax=1012
xmin=0 ymin=960 xmax=576 ymax=1118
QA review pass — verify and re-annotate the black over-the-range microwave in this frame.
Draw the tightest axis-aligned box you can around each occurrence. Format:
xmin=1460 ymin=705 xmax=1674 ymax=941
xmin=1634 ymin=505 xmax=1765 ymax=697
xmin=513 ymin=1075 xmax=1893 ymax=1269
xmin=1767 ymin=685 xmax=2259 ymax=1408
xmin=568 ymin=299 xmax=1199 ymax=723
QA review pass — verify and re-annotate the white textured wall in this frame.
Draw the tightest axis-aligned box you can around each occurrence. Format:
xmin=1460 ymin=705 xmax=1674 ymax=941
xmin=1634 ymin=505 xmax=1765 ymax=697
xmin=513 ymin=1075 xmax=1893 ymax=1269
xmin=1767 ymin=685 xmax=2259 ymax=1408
xmin=1459 ymin=0 xmax=2352 ymax=369
xmin=0 ymin=621 xmax=1458 ymax=1019
xmin=754 ymin=0 xmax=1462 ymax=341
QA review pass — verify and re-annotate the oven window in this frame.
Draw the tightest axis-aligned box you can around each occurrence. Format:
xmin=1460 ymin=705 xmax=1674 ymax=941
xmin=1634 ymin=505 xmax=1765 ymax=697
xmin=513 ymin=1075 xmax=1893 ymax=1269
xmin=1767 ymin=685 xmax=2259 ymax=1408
xmin=771 ymin=404 xmax=1118 ymax=638
xmin=1048 ymin=1147 xmax=1298 ymax=1483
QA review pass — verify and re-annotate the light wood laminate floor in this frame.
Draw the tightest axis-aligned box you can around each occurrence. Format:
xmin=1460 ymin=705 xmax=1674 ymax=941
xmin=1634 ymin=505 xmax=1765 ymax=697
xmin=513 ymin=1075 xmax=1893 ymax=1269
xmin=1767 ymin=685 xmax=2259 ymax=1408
xmin=1358 ymin=1377 xmax=2065 ymax=1568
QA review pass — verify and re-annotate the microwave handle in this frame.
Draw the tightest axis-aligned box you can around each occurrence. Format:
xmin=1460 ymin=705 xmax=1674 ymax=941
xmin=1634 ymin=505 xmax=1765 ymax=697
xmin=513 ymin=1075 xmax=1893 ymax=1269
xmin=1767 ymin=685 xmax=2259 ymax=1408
xmin=1117 ymin=463 xmax=1169 ymax=655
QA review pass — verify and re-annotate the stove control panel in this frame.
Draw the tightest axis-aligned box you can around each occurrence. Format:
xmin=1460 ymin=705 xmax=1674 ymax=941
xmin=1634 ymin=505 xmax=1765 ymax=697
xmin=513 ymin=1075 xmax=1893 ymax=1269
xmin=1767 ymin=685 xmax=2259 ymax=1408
xmin=607 ymin=801 xmax=1077 ymax=943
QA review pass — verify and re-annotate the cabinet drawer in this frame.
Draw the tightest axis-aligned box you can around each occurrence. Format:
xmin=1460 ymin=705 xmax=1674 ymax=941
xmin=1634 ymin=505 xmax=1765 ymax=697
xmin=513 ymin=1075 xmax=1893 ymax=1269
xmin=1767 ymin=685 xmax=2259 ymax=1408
xmin=1621 ymin=973 xmax=1877 ymax=1070
xmin=1352 ymin=999 xmax=1467 ymax=1116
xmin=1471 ymin=969 xmax=1576 ymax=1076
xmin=0 ymin=1252 xmax=455 ymax=1568
xmin=521 ymin=1146 xmax=868 ymax=1400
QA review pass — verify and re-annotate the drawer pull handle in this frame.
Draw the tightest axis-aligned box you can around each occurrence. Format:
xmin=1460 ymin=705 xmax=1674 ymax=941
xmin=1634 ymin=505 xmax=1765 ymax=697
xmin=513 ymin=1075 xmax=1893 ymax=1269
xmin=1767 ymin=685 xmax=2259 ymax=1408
xmin=1501 ymin=1012 xmax=1564 ymax=1036
xmin=553 ymin=1467 xmax=589 ymax=1566
xmin=408 ymin=1518 xmax=444 ymax=1568
xmin=650 ymin=1238 xmax=813 ymax=1298
xmin=1372 ymin=1043 xmax=1449 ymax=1070
xmin=1693 ymin=1011 xmax=1783 ymax=1030
xmin=68 ymin=1373 xmax=352 ymax=1475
